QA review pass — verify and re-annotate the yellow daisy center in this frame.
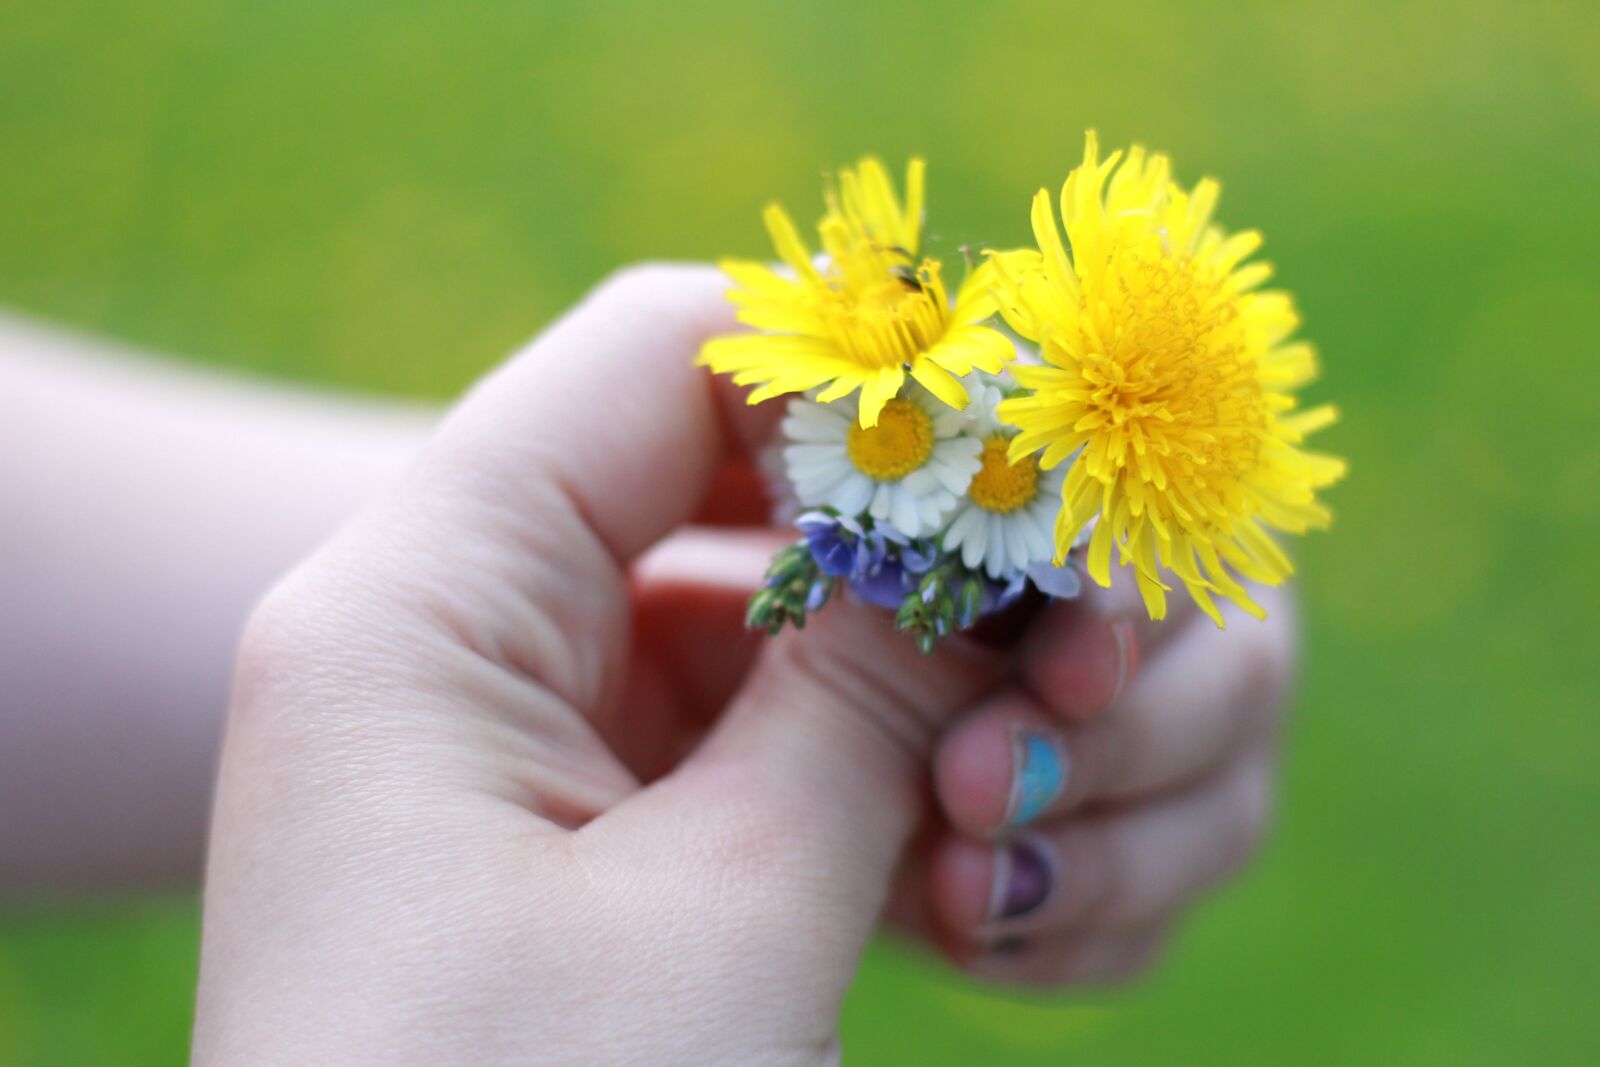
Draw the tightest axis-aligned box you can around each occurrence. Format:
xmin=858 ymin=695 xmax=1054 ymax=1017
xmin=846 ymin=398 xmax=934 ymax=480
xmin=967 ymin=435 xmax=1040 ymax=513
xmin=1084 ymin=243 xmax=1264 ymax=495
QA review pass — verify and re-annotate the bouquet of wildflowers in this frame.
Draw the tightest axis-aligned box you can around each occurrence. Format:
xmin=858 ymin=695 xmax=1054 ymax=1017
xmin=700 ymin=134 xmax=1345 ymax=650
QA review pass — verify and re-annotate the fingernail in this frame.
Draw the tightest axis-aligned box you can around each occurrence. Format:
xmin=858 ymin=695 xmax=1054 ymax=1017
xmin=1004 ymin=728 xmax=1068 ymax=827
xmin=988 ymin=837 xmax=1053 ymax=920
xmin=1110 ymin=619 xmax=1138 ymax=704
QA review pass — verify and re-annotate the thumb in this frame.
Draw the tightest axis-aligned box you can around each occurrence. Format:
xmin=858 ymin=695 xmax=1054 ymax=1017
xmin=674 ymin=595 xmax=1005 ymax=923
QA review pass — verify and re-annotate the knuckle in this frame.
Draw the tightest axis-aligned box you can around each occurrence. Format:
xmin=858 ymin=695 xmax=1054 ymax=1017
xmin=1106 ymin=699 xmax=1153 ymax=786
xmin=668 ymin=775 xmax=824 ymax=903
xmin=1003 ymin=967 xmax=1065 ymax=991
xmin=965 ymin=931 xmax=1168 ymax=992
xmin=1063 ymin=957 xmax=1154 ymax=991
xmin=582 ymin=262 xmax=731 ymax=349
xmin=685 ymin=804 xmax=852 ymax=951
xmin=1254 ymin=611 xmax=1297 ymax=698
xmin=1230 ymin=629 xmax=1294 ymax=742
xmin=231 ymin=559 xmax=415 ymax=732
xmin=594 ymin=261 xmax=675 ymax=300
xmin=694 ymin=796 xmax=793 ymax=884
xmin=964 ymin=945 xmax=1051 ymax=989
xmin=234 ymin=570 xmax=330 ymax=692
xmin=1236 ymin=765 xmax=1275 ymax=848
xmin=1060 ymin=822 xmax=1121 ymax=925
xmin=231 ymin=581 xmax=331 ymax=736
xmin=1071 ymin=698 xmax=1148 ymax=804
xmin=590 ymin=261 xmax=708 ymax=313
xmin=1217 ymin=766 xmax=1275 ymax=877
xmin=1067 ymin=720 xmax=1116 ymax=802
xmin=768 ymin=622 xmax=939 ymax=765
xmin=1092 ymin=933 xmax=1171 ymax=988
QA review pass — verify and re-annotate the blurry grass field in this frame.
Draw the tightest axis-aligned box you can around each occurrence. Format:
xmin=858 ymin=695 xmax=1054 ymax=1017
xmin=3 ymin=1 xmax=1598 ymax=1062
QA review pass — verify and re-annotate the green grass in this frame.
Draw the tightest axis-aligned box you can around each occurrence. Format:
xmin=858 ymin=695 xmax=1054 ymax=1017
xmin=3 ymin=1 xmax=1598 ymax=1062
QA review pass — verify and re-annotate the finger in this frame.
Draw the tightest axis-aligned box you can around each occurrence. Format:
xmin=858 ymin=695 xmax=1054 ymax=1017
xmin=881 ymin=819 xmax=946 ymax=944
xmin=934 ymin=587 xmax=1294 ymax=834
xmin=327 ymin=264 xmax=787 ymax=719
xmin=423 ymin=264 xmax=745 ymax=559
xmin=1015 ymin=603 xmax=1139 ymax=721
xmin=929 ymin=750 xmax=1274 ymax=939
xmin=1014 ymin=565 xmax=1201 ymax=722
xmin=634 ymin=595 xmax=1006 ymax=969
xmin=691 ymin=456 xmax=776 ymax=527
xmin=241 ymin=265 xmax=787 ymax=829
xmin=631 ymin=525 xmax=792 ymax=592
xmin=609 ymin=527 xmax=791 ymax=779
xmin=1071 ymin=559 xmax=1201 ymax=653
xmin=951 ymin=923 xmax=1172 ymax=989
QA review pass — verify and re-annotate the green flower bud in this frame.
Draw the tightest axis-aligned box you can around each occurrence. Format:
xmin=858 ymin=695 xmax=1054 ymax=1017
xmin=957 ymin=579 xmax=983 ymax=629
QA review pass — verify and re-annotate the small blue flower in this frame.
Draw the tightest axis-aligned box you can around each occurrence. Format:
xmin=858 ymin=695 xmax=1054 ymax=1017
xmin=798 ymin=511 xmax=922 ymax=586
xmin=975 ymin=571 xmax=1029 ymax=616
xmin=899 ymin=540 xmax=940 ymax=574
xmin=850 ymin=560 xmax=915 ymax=608
xmin=806 ymin=529 xmax=858 ymax=578
xmin=798 ymin=512 xmax=861 ymax=578
xmin=793 ymin=512 xmax=930 ymax=610
xmin=1026 ymin=560 xmax=1083 ymax=600
xmin=852 ymin=536 xmax=890 ymax=581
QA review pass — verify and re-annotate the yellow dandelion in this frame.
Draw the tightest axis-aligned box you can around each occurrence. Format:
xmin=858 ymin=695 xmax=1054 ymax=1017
xmin=699 ymin=157 xmax=1013 ymax=427
xmin=991 ymin=132 xmax=1347 ymax=626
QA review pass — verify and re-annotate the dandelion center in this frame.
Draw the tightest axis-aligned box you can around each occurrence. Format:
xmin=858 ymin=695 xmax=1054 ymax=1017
xmin=846 ymin=398 xmax=934 ymax=480
xmin=1082 ymin=244 xmax=1266 ymax=502
xmin=968 ymin=436 xmax=1039 ymax=513
xmin=818 ymin=246 xmax=950 ymax=370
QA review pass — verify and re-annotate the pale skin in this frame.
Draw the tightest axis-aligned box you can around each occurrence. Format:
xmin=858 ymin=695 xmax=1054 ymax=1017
xmin=0 ymin=313 xmax=433 ymax=887
xmin=1 ymin=265 xmax=1294 ymax=1061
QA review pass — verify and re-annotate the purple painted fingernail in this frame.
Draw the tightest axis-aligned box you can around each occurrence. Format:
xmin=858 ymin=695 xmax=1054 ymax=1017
xmin=989 ymin=837 xmax=1053 ymax=920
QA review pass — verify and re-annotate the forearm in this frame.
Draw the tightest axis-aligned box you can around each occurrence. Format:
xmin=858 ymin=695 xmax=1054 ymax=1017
xmin=0 ymin=313 xmax=434 ymax=891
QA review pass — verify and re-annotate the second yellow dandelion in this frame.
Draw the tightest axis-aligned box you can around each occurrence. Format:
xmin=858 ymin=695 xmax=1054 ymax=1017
xmin=990 ymin=132 xmax=1346 ymax=626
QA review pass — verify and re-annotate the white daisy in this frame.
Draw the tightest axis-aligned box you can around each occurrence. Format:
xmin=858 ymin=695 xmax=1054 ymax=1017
xmin=942 ymin=374 xmax=1070 ymax=580
xmin=957 ymin=371 xmax=1010 ymax=435
xmin=782 ymin=384 xmax=982 ymax=537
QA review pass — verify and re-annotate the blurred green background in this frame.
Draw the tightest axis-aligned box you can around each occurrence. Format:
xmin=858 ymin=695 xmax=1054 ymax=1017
xmin=2 ymin=0 xmax=1597 ymax=1062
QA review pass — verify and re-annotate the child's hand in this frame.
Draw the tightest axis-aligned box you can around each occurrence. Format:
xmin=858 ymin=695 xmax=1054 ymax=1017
xmin=920 ymin=578 xmax=1292 ymax=984
xmin=192 ymin=265 xmax=1291 ymax=1064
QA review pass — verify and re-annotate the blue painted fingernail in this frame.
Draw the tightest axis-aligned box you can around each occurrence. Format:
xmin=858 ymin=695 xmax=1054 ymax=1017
xmin=1005 ymin=729 xmax=1067 ymax=826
